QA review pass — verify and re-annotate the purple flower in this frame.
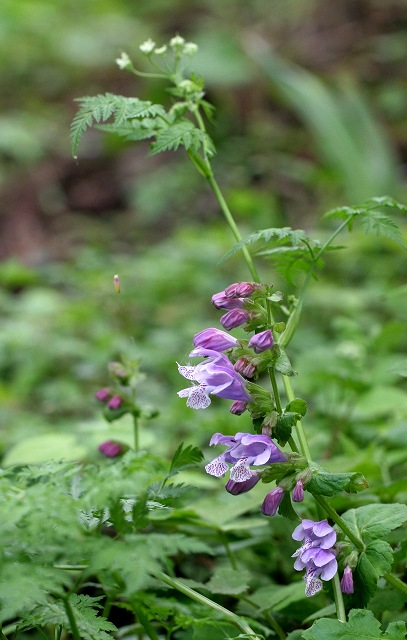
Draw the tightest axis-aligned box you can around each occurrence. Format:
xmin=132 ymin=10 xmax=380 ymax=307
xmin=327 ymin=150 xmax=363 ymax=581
xmin=261 ymin=486 xmax=285 ymax=516
xmin=177 ymin=348 xmax=252 ymax=409
xmin=225 ymin=472 xmax=260 ymax=495
xmin=99 ymin=440 xmax=123 ymax=458
xmin=224 ymin=282 xmax=255 ymax=298
xmin=292 ymin=519 xmax=338 ymax=597
xmin=248 ymin=330 xmax=274 ymax=353
xmin=193 ymin=328 xmax=238 ymax=352
xmin=205 ymin=431 xmax=287 ymax=482
xmin=212 ymin=291 xmax=245 ymax=310
xmin=95 ymin=388 xmax=111 ymax=403
xmin=340 ymin=565 xmax=354 ymax=594
xmin=220 ymin=309 xmax=250 ymax=330
xmin=230 ymin=400 xmax=248 ymax=415
xmin=107 ymin=395 xmax=123 ymax=410
xmin=292 ymin=479 xmax=304 ymax=503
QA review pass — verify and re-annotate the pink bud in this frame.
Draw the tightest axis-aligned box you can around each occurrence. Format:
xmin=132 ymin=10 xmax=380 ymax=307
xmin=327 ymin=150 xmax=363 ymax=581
xmin=230 ymin=400 xmax=248 ymax=415
xmin=98 ymin=440 xmax=123 ymax=458
xmin=292 ymin=480 xmax=304 ymax=503
xmin=95 ymin=388 xmax=111 ymax=403
xmin=107 ymin=395 xmax=122 ymax=410
xmin=340 ymin=565 xmax=354 ymax=594
xmin=248 ymin=330 xmax=274 ymax=353
xmin=261 ymin=486 xmax=285 ymax=516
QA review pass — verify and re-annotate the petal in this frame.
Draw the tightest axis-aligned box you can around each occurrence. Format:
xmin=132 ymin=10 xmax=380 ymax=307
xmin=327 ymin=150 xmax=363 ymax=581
xmin=318 ymin=530 xmax=337 ymax=549
xmin=312 ymin=520 xmax=334 ymax=538
xmin=186 ymin=386 xmax=211 ymax=409
xmin=305 ymin=576 xmax=323 ymax=597
xmin=205 ymin=455 xmax=229 ymax=477
xmin=313 ymin=549 xmax=336 ymax=567
xmin=292 ymin=523 xmax=306 ymax=541
xmin=209 ymin=433 xmax=236 ymax=447
xmin=293 ymin=556 xmax=306 ymax=571
xmin=177 ymin=363 xmax=197 ymax=380
xmin=320 ymin=558 xmax=338 ymax=581
xmin=177 ymin=387 xmax=192 ymax=397
xmin=229 ymin=458 xmax=253 ymax=482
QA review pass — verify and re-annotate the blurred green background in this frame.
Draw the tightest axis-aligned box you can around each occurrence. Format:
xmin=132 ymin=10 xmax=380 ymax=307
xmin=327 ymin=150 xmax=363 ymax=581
xmin=0 ymin=0 xmax=406 ymax=495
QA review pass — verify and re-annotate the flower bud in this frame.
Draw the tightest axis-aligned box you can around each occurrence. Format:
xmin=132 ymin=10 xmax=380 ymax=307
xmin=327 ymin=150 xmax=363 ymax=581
xmin=220 ymin=309 xmax=250 ymax=330
xmin=225 ymin=473 xmax=260 ymax=495
xmin=230 ymin=400 xmax=248 ymax=415
xmin=292 ymin=479 xmax=304 ymax=503
xmin=340 ymin=565 xmax=354 ymax=594
xmin=113 ymin=274 xmax=121 ymax=293
xmin=212 ymin=291 xmax=245 ymax=309
xmin=95 ymin=388 xmax=111 ymax=403
xmin=107 ymin=395 xmax=122 ymax=410
xmin=248 ymin=329 xmax=274 ymax=353
xmin=108 ymin=361 xmax=130 ymax=382
xmin=193 ymin=327 xmax=238 ymax=352
xmin=242 ymin=363 xmax=256 ymax=378
xmin=139 ymin=38 xmax=156 ymax=54
xmin=234 ymin=357 xmax=249 ymax=373
xmin=261 ymin=486 xmax=285 ymax=516
xmin=225 ymin=282 xmax=255 ymax=298
xmin=98 ymin=440 xmax=123 ymax=458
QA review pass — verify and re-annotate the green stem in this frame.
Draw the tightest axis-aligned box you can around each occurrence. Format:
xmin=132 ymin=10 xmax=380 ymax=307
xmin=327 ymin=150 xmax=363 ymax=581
xmin=313 ymin=495 xmax=364 ymax=551
xmin=0 ymin=631 xmax=8 ymax=640
xmin=159 ymin=572 xmax=261 ymax=639
xmin=384 ymin=572 xmax=407 ymax=596
xmin=240 ymin=596 xmax=286 ymax=640
xmin=203 ymin=171 xmax=260 ymax=282
xmin=220 ymin=531 xmax=238 ymax=570
xmin=282 ymin=376 xmax=312 ymax=461
xmin=269 ymin=368 xmax=283 ymax=413
xmin=133 ymin=414 xmax=139 ymax=452
xmin=132 ymin=603 xmax=161 ymax=640
xmin=63 ymin=597 xmax=81 ymax=640
xmin=332 ymin=572 xmax=346 ymax=623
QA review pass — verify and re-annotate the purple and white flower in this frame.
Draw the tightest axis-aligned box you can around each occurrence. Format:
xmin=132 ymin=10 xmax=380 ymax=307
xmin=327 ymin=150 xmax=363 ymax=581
xmin=205 ymin=431 xmax=287 ymax=482
xmin=193 ymin=328 xmax=238 ymax=352
xmin=177 ymin=348 xmax=252 ymax=409
xmin=292 ymin=519 xmax=338 ymax=597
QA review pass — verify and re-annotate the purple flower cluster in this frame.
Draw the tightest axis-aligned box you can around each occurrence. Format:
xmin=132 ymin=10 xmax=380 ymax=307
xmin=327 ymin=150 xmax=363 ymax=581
xmin=292 ymin=519 xmax=338 ymax=597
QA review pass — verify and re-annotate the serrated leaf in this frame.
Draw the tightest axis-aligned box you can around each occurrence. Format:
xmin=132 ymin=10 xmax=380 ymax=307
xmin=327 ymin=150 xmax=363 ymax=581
xmin=361 ymin=212 xmax=406 ymax=249
xmin=274 ymin=348 xmax=297 ymax=376
xmin=168 ymin=443 xmax=204 ymax=476
xmin=275 ymin=413 xmax=297 ymax=446
xmin=219 ymin=227 xmax=308 ymax=264
xmin=307 ymin=468 xmax=368 ymax=497
xmin=261 ymin=461 xmax=297 ymax=484
xmin=302 ymin=608 xmax=406 ymax=640
xmin=71 ymin=93 xmax=165 ymax=155
xmin=149 ymin=120 xmax=214 ymax=156
xmin=205 ymin=566 xmax=251 ymax=595
xmin=341 ymin=503 xmax=407 ymax=540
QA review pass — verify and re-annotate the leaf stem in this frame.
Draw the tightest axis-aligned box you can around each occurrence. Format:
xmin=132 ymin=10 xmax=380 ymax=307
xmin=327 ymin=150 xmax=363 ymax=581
xmin=132 ymin=603 xmax=161 ymax=640
xmin=282 ymin=376 xmax=312 ymax=461
xmin=384 ymin=572 xmax=407 ymax=596
xmin=159 ymin=572 xmax=261 ymax=639
xmin=269 ymin=368 xmax=283 ymax=414
xmin=240 ymin=596 xmax=286 ymax=639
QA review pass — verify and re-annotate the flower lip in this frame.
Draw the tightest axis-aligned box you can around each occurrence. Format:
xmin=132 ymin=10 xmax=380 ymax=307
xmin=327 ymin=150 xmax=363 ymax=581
xmin=193 ymin=328 xmax=238 ymax=352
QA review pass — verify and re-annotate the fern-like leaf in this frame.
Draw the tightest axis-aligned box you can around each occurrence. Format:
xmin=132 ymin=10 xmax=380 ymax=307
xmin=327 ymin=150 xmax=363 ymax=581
xmin=149 ymin=120 xmax=214 ymax=156
xmin=219 ymin=227 xmax=308 ymax=264
xmin=71 ymin=93 xmax=166 ymax=155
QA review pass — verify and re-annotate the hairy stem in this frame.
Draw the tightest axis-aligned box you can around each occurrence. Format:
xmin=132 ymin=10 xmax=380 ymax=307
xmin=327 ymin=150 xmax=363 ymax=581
xmin=384 ymin=572 xmax=407 ymax=596
xmin=159 ymin=572 xmax=261 ymax=639
xmin=313 ymin=495 xmax=364 ymax=551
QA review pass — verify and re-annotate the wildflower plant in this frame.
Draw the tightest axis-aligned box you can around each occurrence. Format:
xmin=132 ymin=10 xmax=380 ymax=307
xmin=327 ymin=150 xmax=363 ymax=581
xmin=2 ymin=32 xmax=402 ymax=640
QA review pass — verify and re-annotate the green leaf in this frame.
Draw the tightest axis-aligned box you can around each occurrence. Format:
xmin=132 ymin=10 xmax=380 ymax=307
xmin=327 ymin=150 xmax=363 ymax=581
xmin=361 ymin=211 xmax=406 ymax=249
xmin=149 ymin=120 xmax=214 ymax=156
xmin=261 ymin=461 xmax=297 ymax=484
xmin=355 ymin=540 xmax=394 ymax=604
xmin=278 ymin=491 xmax=299 ymax=521
xmin=274 ymin=347 xmax=297 ymax=376
xmin=71 ymin=93 xmax=165 ymax=155
xmin=275 ymin=413 xmax=297 ymax=446
xmin=286 ymin=398 xmax=307 ymax=416
xmin=302 ymin=608 xmax=406 ymax=640
xmin=307 ymin=468 xmax=368 ymax=497
xmin=341 ymin=503 xmax=407 ymax=540
xmin=168 ymin=443 xmax=204 ymax=476
xmin=205 ymin=566 xmax=251 ymax=595
xmin=219 ymin=227 xmax=308 ymax=263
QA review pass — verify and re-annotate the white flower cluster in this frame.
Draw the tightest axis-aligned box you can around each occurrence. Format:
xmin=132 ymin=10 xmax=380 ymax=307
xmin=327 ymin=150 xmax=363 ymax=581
xmin=138 ymin=35 xmax=198 ymax=57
